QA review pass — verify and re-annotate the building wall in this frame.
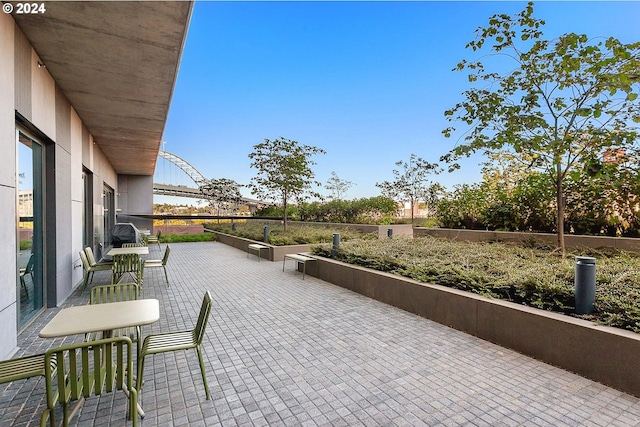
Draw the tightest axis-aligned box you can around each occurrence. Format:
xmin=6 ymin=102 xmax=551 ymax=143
xmin=118 ymin=175 xmax=153 ymax=216
xmin=0 ymin=15 xmax=121 ymax=359
xmin=117 ymin=175 xmax=154 ymax=231
xmin=0 ymin=12 xmax=19 ymax=360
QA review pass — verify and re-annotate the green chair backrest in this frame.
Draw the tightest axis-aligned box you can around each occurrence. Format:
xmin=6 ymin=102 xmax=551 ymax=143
xmin=112 ymin=253 xmax=143 ymax=285
xmin=112 ymin=253 xmax=142 ymax=274
xmin=42 ymin=337 xmax=137 ymax=426
xmin=122 ymin=243 xmax=143 ymax=248
xmin=78 ymin=250 xmax=91 ymax=272
xmin=85 ymin=247 xmax=98 ymax=266
xmin=90 ymin=283 xmax=140 ymax=304
xmin=25 ymin=253 xmax=35 ymax=274
xmin=0 ymin=353 xmax=49 ymax=385
xmin=192 ymin=291 xmax=213 ymax=345
xmin=162 ymin=246 xmax=171 ymax=266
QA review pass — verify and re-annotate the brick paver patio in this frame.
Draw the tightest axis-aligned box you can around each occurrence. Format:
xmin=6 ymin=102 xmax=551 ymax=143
xmin=2 ymin=241 xmax=640 ymax=426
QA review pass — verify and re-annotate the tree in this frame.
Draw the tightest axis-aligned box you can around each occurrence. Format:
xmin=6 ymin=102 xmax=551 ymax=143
xmin=441 ymin=2 xmax=640 ymax=253
xmin=376 ymin=154 xmax=441 ymax=225
xmin=325 ymin=171 xmax=355 ymax=201
xmin=248 ymin=137 xmax=325 ymax=231
xmin=423 ymin=182 xmax=447 ymax=217
xmin=200 ymin=178 xmax=243 ymax=219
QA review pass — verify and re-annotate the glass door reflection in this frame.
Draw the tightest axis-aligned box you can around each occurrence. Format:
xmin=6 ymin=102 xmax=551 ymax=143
xmin=18 ymin=130 xmax=44 ymax=328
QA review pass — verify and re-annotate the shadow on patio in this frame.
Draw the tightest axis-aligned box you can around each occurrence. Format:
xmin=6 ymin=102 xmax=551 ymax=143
xmin=2 ymin=241 xmax=640 ymax=426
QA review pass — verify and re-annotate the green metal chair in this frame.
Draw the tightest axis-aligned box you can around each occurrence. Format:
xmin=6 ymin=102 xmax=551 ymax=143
xmin=90 ymin=282 xmax=140 ymax=304
xmin=145 ymin=231 xmax=161 ymax=250
xmin=0 ymin=352 xmax=53 ymax=385
xmin=137 ymin=291 xmax=213 ymax=400
xmin=112 ymin=253 xmax=143 ymax=286
xmin=122 ymin=243 xmax=144 ymax=248
xmin=79 ymin=250 xmax=112 ymax=291
xmin=84 ymin=246 xmax=113 ymax=268
xmin=143 ymin=246 xmax=170 ymax=286
xmin=40 ymin=337 xmax=138 ymax=427
xmin=87 ymin=283 xmax=142 ymax=354
xmin=19 ymin=253 xmax=34 ymax=298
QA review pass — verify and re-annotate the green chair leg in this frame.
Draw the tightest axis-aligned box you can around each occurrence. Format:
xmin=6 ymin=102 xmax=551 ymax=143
xmin=196 ymin=345 xmax=210 ymax=400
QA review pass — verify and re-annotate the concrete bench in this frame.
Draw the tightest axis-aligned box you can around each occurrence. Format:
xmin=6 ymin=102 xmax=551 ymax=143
xmin=283 ymin=254 xmax=316 ymax=279
xmin=247 ymin=243 xmax=269 ymax=261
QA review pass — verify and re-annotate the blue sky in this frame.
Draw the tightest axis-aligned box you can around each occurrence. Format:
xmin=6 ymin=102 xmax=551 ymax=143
xmin=158 ymin=1 xmax=640 ymax=203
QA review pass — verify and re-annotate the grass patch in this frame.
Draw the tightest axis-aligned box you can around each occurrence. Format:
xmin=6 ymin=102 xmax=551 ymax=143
xmin=160 ymin=233 xmax=217 ymax=243
xmin=311 ymin=236 xmax=640 ymax=333
xmin=204 ymin=221 xmax=376 ymax=245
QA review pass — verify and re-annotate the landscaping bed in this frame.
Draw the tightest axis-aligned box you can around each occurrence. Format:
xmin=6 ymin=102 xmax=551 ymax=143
xmin=204 ymin=222 xmax=377 ymax=245
xmin=311 ymin=236 xmax=640 ymax=333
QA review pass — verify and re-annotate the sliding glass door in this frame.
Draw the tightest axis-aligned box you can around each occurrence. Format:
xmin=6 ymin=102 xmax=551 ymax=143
xmin=17 ymin=129 xmax=45 ymax=328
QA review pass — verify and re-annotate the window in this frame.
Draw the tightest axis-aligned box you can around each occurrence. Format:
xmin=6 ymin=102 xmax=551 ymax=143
xmin=82 ymin=170 xmax=93 ymax=249
xmin=103 ymin=185 xmax=115 ymax=248
xmin=17 ymin=128 xmax=45 ymax=328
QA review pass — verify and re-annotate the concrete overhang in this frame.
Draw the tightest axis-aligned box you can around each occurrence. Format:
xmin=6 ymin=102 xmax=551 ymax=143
xmin=10 ymin=1 xmax=193 ymax=175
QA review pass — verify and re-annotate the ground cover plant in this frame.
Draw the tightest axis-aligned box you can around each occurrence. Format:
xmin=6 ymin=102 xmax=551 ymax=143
xmin=204 ymin=221 xmax=376 ymax=246
xmin=311 ymin=236 xmax=640 ymax=333
xmin=160 ymin=233 xmax=217 ymax=243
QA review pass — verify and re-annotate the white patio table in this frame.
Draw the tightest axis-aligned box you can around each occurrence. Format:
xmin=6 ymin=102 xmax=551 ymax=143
xmin=39 ymin=299 xmax=159 ymax=338
xmin=39 ymin=299 xmax=160 ymax=418
xmin=106 ymin=246 xmax=149 ymax=257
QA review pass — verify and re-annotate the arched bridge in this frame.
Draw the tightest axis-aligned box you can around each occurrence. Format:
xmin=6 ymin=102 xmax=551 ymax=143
xmin=153 ymin=150 xmax=262 ymax=208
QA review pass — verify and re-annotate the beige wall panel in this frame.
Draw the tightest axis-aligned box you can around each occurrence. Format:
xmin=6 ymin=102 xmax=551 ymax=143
xmin=30 ymin=50 xmax=56 ymax=139
xmin=55 ymin=85 xmax=71 ymax=153
xmin=0 ymin=13 xmax=18 ymax=359
xmin=13 ymin=26 xmax=30 ymax=120
xmin=117 ymin=175 xmax=153 ymax=215
xmin=82 ymin=124 xmax=90 ymax=167
xmin=70 ymin=109 xmax=84 ymax=288
xmin=71 ymin=200 xmax=84 ymax=288
xmin=55 ymin=148 xmax=73 ymax=304
xmin=94 ymin=143 xmax=117 ymax=189
xmin=70 ymin=109 xmax=83 ymax=203
xmin=0 ymin=14 xmax=15 ymax=187
xmin=0 ymin=303 xmax=17 ymax=360
xmin=0 ymin=185 xmax=17 ymax=313
xmin=0 ymin=185 xmax=17 ymax=359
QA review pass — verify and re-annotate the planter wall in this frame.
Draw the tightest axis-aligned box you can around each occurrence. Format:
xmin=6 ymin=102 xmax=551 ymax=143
xmin=415 ymin=227 xmax=640 ymax=251
xmin=256 ymin=220 xmax=414 ymax=239
xmin=307 ymin=255 xmax=640 ymax=398
xmin=210 ymin=231 xmax=311 ymax=261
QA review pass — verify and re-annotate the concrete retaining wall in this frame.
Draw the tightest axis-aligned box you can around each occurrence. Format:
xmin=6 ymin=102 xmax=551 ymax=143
xmin=255 ymin=220 xmax=414 ymax=239
xmin=210 ymin=231 xmax=311 ymax=261
xmin=415 ymin=227 xmax=640 ymax=251
xmin=306 ymin=255 xmax=640 ymax=398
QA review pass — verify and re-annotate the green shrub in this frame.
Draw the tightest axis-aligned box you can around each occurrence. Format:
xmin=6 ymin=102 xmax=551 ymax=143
xmin=204 ymin=221 xmax=376 ymax=245
xmin=160 ymin=233 xmax=216 ymax=243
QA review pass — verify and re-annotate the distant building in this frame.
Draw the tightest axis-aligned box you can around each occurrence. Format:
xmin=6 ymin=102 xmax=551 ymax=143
xmin=603 ymin=148 xmax=627 ymax=165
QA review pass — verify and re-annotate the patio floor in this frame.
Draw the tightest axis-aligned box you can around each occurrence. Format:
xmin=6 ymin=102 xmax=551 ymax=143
xmin=2 ymin=241 xmax=640 ymax=426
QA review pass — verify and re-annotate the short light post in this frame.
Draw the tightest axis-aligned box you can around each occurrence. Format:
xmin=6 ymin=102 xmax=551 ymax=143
xmin=332 ymin=233 xmax=340 ymax=258
xmin=575 ymin=256 xmax=596 ymax=314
